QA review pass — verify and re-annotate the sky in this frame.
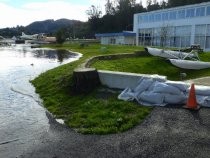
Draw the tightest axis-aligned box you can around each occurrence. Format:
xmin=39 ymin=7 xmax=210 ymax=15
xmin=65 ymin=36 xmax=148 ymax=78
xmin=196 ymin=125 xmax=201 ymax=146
xmin=0 ymin=0 xmax=148 ymax=29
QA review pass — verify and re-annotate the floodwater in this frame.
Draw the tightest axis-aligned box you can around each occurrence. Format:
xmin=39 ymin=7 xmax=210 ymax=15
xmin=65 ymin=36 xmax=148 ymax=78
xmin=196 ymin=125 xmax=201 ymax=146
xmin=0 ymin=44 xmax=81 ymax=155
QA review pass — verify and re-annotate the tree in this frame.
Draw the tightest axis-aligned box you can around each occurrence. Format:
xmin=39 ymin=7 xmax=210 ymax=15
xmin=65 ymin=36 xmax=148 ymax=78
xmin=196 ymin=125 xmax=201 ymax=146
xmin=86 ymin=5 xmax=102 ymax=19
xmin=160 ymin=0 xmax=168 ymax=9
xmin=147 ymin=0 xmax=161 ymax=11
xmin=160 ymin=24 xmax=171 ymax=48
xmin=114 ymin=0 xmax=135 ymax=31
xmin=105 ymin=0 xmax=115 ymax=15
xmin=86 ymin=5 xmax=102 ymax=34
xmin=56 ymin=28 xmax=66 ymax=44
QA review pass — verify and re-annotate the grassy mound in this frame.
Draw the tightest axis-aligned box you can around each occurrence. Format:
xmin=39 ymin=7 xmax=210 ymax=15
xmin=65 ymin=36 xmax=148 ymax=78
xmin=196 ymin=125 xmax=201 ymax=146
xmin=92 ymin=52 xmax=210 ymax=80
xmin=32 ymin=44 xmax=152 ymax=134
xmin=32 ymin=43 xmax=210 ymax=134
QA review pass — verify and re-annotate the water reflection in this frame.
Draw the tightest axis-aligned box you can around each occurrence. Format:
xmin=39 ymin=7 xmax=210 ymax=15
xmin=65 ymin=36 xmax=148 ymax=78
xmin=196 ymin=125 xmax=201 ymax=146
xmin=32 ymin=49 xmax=77 ymax=62
xmin=0 ymin=44 xmax=81 ymax=152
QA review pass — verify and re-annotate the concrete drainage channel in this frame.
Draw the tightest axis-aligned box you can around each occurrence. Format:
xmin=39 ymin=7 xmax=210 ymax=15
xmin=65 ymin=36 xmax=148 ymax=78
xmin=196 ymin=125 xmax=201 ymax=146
xmin=75 ymin=51 xmax=210 ymax=89
xmin=73 ymin=51 xmax=160 ymax=90
xmin=72 ymin=51 xmax=210 ymax=107
xmin=97 ymin=70 xmax=166 ymax=90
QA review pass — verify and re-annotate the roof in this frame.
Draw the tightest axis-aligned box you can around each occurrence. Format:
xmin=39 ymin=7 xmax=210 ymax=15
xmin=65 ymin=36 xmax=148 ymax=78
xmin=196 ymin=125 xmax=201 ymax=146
xmin=95 ymin=31 xmax=136 ymax=37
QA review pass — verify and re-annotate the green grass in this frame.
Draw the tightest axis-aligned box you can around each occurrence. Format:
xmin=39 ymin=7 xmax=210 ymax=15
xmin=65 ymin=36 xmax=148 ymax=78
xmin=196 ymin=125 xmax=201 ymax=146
xmin=32 ymin=43 xmax=210 ymax=134
xmin=32 ymin=43 xmax=152 ymax=134
xmin=92 ymin=53 xmax=210 ymax=80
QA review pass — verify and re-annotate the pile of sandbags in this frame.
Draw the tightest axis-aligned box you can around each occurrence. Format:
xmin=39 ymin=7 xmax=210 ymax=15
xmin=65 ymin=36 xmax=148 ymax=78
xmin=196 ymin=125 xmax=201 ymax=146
xmin=118 ymin=77 xmax=210 ymax=107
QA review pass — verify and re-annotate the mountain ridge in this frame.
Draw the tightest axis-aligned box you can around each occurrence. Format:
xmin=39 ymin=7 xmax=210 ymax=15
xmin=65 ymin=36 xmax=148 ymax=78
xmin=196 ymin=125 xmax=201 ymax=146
xmin=0 ymin=18 xmax=83 ymax=37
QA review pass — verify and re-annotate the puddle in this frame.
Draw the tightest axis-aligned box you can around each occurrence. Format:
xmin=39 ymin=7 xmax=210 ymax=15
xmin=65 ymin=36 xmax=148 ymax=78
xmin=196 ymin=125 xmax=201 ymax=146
xmin=0 ymin=44 xmax=81 ymax=144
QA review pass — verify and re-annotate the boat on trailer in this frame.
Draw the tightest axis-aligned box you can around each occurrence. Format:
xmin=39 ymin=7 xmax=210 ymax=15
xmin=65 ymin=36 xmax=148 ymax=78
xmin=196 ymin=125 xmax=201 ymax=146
xmin=145 ymin=47 xmax=196 ymax=59
xmin=169 ymin=59 xmax=210 ymax=70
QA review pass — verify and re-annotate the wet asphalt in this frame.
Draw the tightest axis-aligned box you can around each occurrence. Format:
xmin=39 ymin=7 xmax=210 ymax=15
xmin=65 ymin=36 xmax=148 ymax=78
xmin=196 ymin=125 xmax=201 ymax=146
xmin=14 ymin=107 xmax=210 ymax=158
xmin=2 ymin=78 xmax=210 ymax=158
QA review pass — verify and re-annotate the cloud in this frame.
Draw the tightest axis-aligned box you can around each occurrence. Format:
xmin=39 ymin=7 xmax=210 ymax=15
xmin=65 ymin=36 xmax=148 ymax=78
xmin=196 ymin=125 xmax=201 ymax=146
xmin=0 ymin=0 xmax=154 ymax=28
xmin=0 ymin=1 xmax=90 ymax=28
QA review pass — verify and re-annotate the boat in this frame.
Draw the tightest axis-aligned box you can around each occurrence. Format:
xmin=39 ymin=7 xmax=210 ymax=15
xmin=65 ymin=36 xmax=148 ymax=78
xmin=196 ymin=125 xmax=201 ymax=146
xmin=145 ymin=47 xmax=196 ymax=59
xmin=145 ymin=47 xmax=210 ymax=69
xmin=169 ymin=59 xmax=210 ymax=70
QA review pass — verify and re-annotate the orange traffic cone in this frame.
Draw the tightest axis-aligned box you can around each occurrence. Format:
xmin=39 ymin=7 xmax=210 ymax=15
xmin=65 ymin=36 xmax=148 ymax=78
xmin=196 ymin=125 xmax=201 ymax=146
xmin=184 ymin=83 xmax=200 ymax=110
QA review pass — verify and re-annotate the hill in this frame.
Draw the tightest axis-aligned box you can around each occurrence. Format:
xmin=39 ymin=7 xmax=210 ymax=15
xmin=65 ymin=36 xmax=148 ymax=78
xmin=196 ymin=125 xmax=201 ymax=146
xmin=26 ymin=19 xmax=81 ymax=34
xmin=0 ymin=18 xmax=83 ymax=37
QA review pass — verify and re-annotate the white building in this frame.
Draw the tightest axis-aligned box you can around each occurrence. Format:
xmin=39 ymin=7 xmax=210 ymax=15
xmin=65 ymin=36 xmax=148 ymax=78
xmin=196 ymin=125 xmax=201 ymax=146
xmin=133 ymin=2 xmax=210 ymax=51
xmin=95 ymin=31 xmax=136 ymax=45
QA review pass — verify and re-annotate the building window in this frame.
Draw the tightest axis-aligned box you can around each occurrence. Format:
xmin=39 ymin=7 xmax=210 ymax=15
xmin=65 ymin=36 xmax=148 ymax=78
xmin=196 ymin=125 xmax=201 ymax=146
xmin=196 ymin=7 xmax=205 ymax=16
xmin=162 ymin=12 xmax=168 ymax=21
xmin=195 ymin=24 xmax=206 ymax=48
xmin=207 ymin=24 xmax=210 ymax=36
xmin=206 ymin=6 xmax=210 ymax=15
xmin=154 ymin=13 xmax=161 ymax=22
xmin=138 ymin=15 xmax=143 ymax=24
xmin=195 ymin=25 xmax=206 ymax=36
xmin=143 ymin=15 xmax=149 ymax=23
xmin=186 ymin=8 xmax=195 ymax=18
xmin=149 ymin=14 xmax=154 ymax=22
xmin=110 ymin=38 xmax=116 ymax=44
xmin=169 ymin=11 xmax=176 ymax=20
xmin=205 ymin=25 xmax=210 ymax=49
xmin=175 ymin=26 xmax=191 ymax=36
xmin=177 ymin=10 xmax=185 ymax=19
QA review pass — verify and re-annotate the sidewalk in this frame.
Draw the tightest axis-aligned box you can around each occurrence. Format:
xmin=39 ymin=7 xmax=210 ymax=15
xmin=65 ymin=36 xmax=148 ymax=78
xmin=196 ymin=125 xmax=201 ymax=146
xmin=187 ymin=76 xmax=210 ymax=86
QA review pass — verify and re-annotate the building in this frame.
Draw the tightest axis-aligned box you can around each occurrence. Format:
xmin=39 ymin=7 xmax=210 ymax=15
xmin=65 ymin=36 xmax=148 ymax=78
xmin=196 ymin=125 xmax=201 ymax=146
xmin=95 ymin=31 xmax=136 ymax=45
xmin=133 ymin=2 xmax=210 ymax=51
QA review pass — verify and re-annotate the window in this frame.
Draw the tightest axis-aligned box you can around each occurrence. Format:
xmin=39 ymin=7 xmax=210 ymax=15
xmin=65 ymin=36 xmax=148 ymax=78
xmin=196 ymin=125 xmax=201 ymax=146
xmin=186 ymin=8 xmax=195 ymax=18
xmin=168 ymin=27 xmax=175 ymax=36
xmin=206 ymin=25 xmax=210 ymax=49
xmin=149 ymin=14 xmax=154 ymax=22
xmin=162 ymin=12 xmax=168 ymax=21
xmin=154 ymin=13 xmax=161 ymax=22
xmin=143 ymin=15 xmax=148 ymax=23
xmin=177 ymin=10 xmax=185 ymax=19
xmin=195 ymin=25 xmax=206 ymax=36
xmin=169 ymin=11 xmax=176 ymax=20
xmin=138 ymin=15 xmax=143 ymax=23
xmin=205 ymin=37 xmax=210 ymax=49
xmin=196 ymin=7 xmax=205 ymax=16
xmin=206 ymin=6 xmax=210 ymax=15
xmin=175 ymin=26 xmax=191 ymax=36
xmin=207 ymin=24 xmax=210 ymax=36
xmin=195 ymin=25 xmax=206 ymax=49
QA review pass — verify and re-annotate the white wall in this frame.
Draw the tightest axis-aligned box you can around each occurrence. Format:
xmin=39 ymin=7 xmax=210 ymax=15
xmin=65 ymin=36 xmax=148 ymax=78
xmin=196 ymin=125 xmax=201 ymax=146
xmin=100 ymin=36 xmax=136 ymax=45
xmin=124 ymin=36 xmax=136 ymax=45
xmin=98 ymin=70 xmax=166 ymax=89
xmin=101 ymin=37 xmax=110 ymax=45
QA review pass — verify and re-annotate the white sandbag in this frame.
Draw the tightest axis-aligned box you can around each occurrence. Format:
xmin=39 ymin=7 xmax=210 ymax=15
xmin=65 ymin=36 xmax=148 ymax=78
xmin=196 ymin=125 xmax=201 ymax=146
xmin=153 ymin=82 xmax=182 ymax=95
xmin=133 ymin=78 xmax=154 ymax=98
xmin=196 ymin=95 xmax=210 ymax=107
xmin=150 ymin=74 xmax=167 ymax=82
xmin=164 ymin=93 xmax=187 ymax=104
xmin=165 ymin=80 xmax=189 ymax=92
xmin=138 ymin=91 xmax=164 ymax=104
xmin=134 ymin=78 xmax=154 ymax=92
xmin=188 ymin=85 xmax=210 ymax=96
xmin=118 ymin=88 xmax=135 ymax=101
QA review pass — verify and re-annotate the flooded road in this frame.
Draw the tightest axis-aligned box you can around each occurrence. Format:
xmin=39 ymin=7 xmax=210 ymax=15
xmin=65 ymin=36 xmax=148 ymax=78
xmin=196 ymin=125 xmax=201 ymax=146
xmin=0 ymin=44 xmax=81 ymax=157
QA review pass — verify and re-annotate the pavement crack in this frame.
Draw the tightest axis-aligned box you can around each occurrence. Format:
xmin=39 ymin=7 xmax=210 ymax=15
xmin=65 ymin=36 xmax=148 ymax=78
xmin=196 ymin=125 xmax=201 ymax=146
xmin=0 ymin=138 xmax=19 ymax=145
